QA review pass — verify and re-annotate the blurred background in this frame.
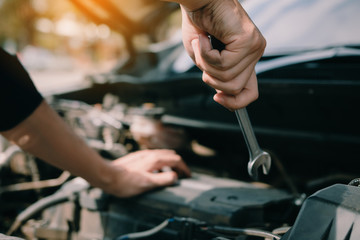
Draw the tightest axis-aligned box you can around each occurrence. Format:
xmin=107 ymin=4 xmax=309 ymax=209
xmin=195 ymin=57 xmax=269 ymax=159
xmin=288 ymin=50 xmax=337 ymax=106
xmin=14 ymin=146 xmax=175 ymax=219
xmin=0 ymin=0 xmax=181 ymax=93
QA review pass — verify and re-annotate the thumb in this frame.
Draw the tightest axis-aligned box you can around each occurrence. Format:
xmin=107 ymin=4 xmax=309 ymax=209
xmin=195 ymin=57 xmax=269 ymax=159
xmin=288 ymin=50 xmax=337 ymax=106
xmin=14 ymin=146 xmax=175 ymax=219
xmin=148 ymin=171 xmax=178 ymax=187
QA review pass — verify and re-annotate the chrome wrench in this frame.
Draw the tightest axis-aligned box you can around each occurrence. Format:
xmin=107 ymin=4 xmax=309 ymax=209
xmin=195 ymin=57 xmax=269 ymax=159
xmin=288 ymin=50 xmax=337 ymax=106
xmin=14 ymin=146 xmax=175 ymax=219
xmin=235 ymin=108 xmax=271 ymax=180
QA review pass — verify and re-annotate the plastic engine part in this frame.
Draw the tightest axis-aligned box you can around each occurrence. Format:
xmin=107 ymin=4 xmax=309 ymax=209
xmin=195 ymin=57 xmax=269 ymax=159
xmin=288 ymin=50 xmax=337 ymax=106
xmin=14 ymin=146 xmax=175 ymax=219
xmin=281 ymin=184 xmax=360 ymax=240
xmin=77 ymin=173 xmax=294 ymax=239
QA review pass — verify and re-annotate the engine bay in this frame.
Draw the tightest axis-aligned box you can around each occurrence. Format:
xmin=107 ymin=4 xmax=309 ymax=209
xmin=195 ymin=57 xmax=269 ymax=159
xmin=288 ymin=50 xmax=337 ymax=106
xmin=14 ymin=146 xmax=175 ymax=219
xmin=1 ymin=93 xmax=360 ymax=240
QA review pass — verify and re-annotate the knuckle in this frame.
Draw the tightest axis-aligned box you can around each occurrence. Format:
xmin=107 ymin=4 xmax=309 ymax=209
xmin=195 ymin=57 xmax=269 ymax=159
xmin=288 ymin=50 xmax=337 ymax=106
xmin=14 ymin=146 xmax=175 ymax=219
xmin=202 ymin=74 xmax=211 ymax=84
xmin=249 ymin=29 xmax=266 ymax=54
xmin=173 ymin=155 xmax=182 ymax=163
xmin=251 ymin=90 xmax=259 ymax=101
xmin=240 ymin=25 xmax=266 ymax=55
xmin=155 ymin=158 xmax=165 ymax=164
xmin=142 ymin=149 xmax=152 ymax=156
xmin=202 ymin=74 xmax=218 ymax=88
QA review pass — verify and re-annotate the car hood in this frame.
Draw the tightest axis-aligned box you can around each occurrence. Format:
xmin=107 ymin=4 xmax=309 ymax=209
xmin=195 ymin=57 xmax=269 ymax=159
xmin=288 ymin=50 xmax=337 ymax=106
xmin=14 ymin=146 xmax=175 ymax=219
xmin=243 ymin=0 xmax=360 ymax=56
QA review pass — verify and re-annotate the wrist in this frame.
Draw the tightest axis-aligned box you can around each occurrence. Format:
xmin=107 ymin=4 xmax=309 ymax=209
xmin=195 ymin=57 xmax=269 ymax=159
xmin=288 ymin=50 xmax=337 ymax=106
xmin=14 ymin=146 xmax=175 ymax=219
xmin=84 ymin=156 xmax=116 ymax=193
xmin=89 ymin=159 xmax=119 ymax=192
xmin=177 ymin=0 xmax=214 ymax=12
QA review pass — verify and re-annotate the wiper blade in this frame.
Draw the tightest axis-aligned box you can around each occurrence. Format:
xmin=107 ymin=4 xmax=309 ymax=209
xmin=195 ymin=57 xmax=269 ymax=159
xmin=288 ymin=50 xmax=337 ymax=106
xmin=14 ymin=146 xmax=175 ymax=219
xmin=256 ymin=47 xmax=360 ymax=75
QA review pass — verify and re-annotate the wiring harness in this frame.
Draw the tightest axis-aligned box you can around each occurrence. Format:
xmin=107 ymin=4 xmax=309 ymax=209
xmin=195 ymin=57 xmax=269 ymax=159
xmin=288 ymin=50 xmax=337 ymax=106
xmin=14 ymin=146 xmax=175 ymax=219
xmin=114 ymin=216 xmax=282 ymax=240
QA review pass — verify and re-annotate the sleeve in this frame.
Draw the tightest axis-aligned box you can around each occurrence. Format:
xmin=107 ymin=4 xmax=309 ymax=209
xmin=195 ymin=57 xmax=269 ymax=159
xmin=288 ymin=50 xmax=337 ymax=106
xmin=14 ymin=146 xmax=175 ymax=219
xmin=0 ymin=48 xmax=43 ymax=131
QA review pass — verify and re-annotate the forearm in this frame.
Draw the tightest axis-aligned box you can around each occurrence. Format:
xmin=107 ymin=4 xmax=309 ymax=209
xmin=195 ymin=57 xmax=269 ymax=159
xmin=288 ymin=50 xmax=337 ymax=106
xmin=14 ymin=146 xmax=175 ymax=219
xmin=0 ymin=100 xmax=116 ymax=190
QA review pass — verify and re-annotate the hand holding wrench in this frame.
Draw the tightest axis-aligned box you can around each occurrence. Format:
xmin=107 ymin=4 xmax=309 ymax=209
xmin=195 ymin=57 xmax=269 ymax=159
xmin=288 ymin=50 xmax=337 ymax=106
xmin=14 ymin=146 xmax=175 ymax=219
xmin=208 ymin=35 xmax=271 ymax=180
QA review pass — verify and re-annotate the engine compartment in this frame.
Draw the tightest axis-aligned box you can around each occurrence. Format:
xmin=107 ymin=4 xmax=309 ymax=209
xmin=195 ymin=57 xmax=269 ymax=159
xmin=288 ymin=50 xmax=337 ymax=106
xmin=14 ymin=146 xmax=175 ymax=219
xmin=0 ymin=95 xmax=297 ymax=239
xmin=1 ymin=92 xmax=359 ymax=240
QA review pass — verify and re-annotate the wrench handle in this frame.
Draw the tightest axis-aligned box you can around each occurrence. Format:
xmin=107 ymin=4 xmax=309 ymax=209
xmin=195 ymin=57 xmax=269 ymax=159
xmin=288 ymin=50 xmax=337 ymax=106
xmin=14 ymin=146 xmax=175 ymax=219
xmin=235 ymin=108 xmax=261 ymax=158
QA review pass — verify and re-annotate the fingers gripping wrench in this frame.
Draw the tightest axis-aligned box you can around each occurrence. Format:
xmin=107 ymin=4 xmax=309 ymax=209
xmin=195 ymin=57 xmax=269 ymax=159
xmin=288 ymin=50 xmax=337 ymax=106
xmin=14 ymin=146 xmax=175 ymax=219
xmin=208 ymin=35 xmax=271 ymax=179
xmin=235 ymin=108 xmax=271 ymax=180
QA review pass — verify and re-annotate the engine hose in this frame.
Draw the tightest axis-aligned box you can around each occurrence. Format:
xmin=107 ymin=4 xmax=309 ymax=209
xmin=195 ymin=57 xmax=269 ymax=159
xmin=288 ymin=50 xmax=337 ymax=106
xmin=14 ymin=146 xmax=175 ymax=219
xmin=6 ymin=191 xmax=73 ymax=236
xmin=0 ymin=171 xmax=71 ymax=195
xmin=0 ymin=145 xmax=21 ymax=169
xmin=208 ymin=226 xmax=281 ymax=240
xmin=115 ymin=218 xmax=173 ymax=240
xmin=6 ymin=177 xmax=89 ymax=236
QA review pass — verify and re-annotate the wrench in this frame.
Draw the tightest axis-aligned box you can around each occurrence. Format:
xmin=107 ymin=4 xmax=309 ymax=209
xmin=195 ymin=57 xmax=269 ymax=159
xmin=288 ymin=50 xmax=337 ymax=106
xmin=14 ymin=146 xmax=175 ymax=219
xmin=235 ymin=108 xmax=271 ymax=180
xmin=208 ymin=35 xmax=271 ymax=179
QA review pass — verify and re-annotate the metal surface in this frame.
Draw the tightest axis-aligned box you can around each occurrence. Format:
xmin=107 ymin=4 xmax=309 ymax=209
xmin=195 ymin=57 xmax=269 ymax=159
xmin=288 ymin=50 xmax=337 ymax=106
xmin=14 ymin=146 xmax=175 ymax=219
xmin=235 ymin=108 xmax=271 ymax=180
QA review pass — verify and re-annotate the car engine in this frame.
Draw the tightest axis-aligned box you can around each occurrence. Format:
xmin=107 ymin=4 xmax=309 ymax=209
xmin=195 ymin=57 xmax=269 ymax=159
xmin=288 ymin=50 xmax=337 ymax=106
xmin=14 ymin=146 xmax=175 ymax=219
xmin=1 ymin=91 xmax=360 ymax=240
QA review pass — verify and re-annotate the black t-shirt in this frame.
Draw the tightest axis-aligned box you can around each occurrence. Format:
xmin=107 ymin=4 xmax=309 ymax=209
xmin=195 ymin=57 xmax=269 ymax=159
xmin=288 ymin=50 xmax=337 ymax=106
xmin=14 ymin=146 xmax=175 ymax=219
xmin=0 ymin=48 xmax=43 ymax=131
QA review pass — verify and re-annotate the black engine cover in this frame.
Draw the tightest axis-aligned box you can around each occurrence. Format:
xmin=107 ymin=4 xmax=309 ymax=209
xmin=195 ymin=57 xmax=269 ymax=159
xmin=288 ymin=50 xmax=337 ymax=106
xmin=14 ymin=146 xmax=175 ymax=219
xmin=78 ymin=173 xmax=293 ymax=239
xmin=282 ymin=184 xmax=360 ymax=240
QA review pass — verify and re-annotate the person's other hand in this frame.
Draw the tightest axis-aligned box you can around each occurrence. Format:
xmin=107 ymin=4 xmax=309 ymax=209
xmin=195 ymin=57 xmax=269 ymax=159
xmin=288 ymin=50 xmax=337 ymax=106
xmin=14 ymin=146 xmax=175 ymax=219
xmin=105 ymin=149 xmax=191 ymax=198
xmin=181 ymin=0 xmax=266 ymax=111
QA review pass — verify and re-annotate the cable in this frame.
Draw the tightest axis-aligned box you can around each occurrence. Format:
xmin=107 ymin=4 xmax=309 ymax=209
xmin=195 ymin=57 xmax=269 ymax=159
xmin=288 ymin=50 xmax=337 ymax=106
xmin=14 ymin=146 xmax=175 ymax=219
xmin=0 ymin=145 xmax=21 ymax=169
xmin=208 ymin=226 xmax=281 ymax=240
xmin=116 ymin=218 xmax=173 ymax=240
xmin=272 ymin=226 xmax=291 ymax=235
xmin=6 ymin=191 xmax=71 ymax=235
xmin=6 ymin=177 xmax=89 ymax=236
xmin=0 ymin=171 xmax=71 ymax=195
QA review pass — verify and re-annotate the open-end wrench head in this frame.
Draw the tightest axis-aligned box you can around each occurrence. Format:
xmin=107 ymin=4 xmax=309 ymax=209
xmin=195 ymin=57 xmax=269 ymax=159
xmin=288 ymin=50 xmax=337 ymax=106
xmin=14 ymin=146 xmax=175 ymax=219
xmin=247 ymin=151 xmax=271 ymax=180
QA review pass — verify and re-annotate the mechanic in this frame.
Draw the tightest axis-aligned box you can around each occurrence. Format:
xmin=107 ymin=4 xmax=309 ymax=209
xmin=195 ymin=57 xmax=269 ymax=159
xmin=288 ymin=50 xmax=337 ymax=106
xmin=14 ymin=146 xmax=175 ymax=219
xmin=0 ymin=0 xmax=265 ymax=198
